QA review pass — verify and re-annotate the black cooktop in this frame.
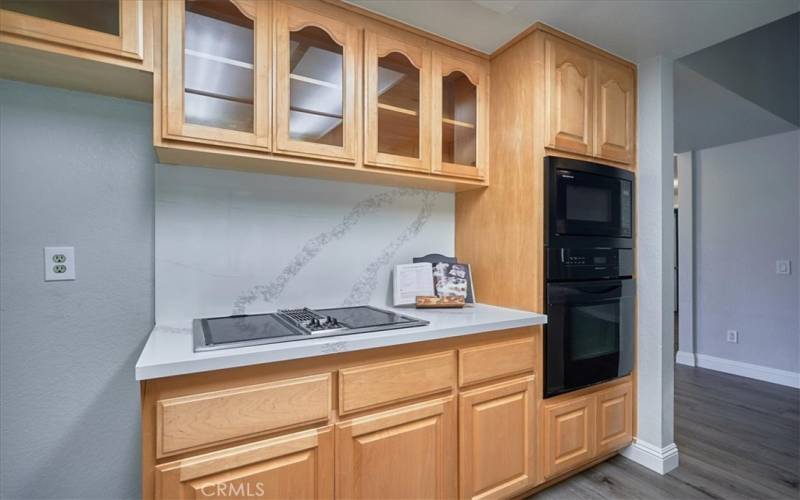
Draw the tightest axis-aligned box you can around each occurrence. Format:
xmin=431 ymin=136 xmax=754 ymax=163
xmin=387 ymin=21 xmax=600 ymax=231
xmin=193 ymin=305 xmax=428 ymax=352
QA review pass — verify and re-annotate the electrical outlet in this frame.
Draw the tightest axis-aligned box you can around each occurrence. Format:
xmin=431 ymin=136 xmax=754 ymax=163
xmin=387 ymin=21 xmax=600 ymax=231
xmin=776 ymin=260 xmax=791 ymax=275
xmin=726 ymin=329 xmax=738 ymax=344
xmin=44 ymin=247 xmax=75 ymax=281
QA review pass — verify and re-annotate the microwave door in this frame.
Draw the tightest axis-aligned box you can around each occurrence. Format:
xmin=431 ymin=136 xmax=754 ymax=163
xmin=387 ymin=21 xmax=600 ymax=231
xmin=555 ymin=171 xmax=631 ymax=238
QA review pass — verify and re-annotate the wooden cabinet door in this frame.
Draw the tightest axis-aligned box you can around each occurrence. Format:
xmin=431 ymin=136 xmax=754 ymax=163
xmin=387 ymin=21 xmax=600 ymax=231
xmin=544 ymin=35 xmax=593 ymax=156
xmin=594 ymin=58 xmax=635 ymax=164
xmin=0 ymin=0 xmax=146 ymax=64
xmin=155 ymin=426 xmax=333 ymax=499
xmin=596 ymin=382 xmax=633 ymax=455
xmin=163 ymin=0 xmax=271 ymax=150
xmin=364 ymin=30 xmax=431 ymax=173
xmin=459 ymin=377 xmax=536 ymax=499
xmin=431 ymin=52 xmax=488 ymax=180
xmin=543 ymin=395 xmax=595 ymax=479
xmin=273 ymin=1 xmax=358 ymax=162
xmin=336 ymin=397 xmax=457 ymax=499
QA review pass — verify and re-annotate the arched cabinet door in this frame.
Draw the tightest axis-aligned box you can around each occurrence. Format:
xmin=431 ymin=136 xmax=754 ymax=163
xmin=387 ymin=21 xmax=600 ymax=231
xmin=594 ymin=59 xmax=635 ymax=165
xmin=273 ymin=1 xmax=358 ymax=162
xmin=163 ymin=0 xmax=271 ymax=150
xmin=431 ymin=53 xmax=488 ymax=180
xmin=544 ymin=35 xmax=594 ymax=156
xmin=364 ymin=31 xmax=431 ymax=173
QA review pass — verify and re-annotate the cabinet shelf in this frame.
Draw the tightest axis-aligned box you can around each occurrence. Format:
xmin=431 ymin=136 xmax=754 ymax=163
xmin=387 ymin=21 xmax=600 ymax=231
xmin=442 ymin=117 xmax=475 ymax=129
xmin=290 ymin=105 xmax=343 ymax=120
xmin=185 ymin=87 xmax=253 ymax=105
xmin=377 ymin=102 xmax=418 ymax=117
xmin=184 ymin=48 xmax=253 ymax=70
xmin=289 ymin=73 xmax=340 ymax=89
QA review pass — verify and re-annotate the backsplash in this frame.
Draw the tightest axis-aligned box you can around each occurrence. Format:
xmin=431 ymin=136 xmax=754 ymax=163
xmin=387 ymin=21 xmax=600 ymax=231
xmin=155 ymin=165 xmax=454 ymax=322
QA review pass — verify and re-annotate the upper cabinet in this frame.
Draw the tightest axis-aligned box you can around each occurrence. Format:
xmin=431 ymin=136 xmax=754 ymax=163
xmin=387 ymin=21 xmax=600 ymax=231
xmin=594 ymin=58 xmax=635 ymax=165
xmin=545 ymin=34 xmax=636 ymax=166
xmin=432 ymin=53 xmax=488 ymax=180
xmin=162 ymin=0 xmax=271 ymax=150
xmin=364 ymin=31 xmax=431 ymax=173
xmin=273 ymin=1 xmax=358 ymax=162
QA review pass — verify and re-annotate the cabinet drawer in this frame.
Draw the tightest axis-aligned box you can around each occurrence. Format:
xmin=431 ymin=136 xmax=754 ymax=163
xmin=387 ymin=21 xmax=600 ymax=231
xmin=338 ymin=351 xmax=456 ymax=415
xmin=157 ymin=373 xmax=332 ymax=458
xmin=459 ymin=337 xmax=535 ymax=387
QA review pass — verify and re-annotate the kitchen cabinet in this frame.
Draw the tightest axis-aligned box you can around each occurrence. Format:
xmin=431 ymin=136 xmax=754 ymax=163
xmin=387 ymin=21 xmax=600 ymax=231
xmin=594 ymin=58 xmax=635 ymax=164
xmin=596 ymin=381 xmax=633 ymax=456
xmin=543 ymin=395 xmax=595 ymax=479
xmin=432 ymin=52 xmax=489 ymax=180
xmin=162 ymin=0 xmax=271 ymax=150
xmin=154 ymin=427 xmax=333 ymax=499
xmin=336 ymin=397 xmax=457 ymax=499
xmin=364 ymin=30 xmax=431 ymax=173
xmin=459 ymin=376 xmax=536 ymax=499
xmin=273 ymin=1 xmax=358 ymax=162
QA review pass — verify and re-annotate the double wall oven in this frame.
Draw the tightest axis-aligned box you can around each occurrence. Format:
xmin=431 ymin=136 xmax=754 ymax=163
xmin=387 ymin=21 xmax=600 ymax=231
xmin=544 ymin=157 xmax=635 ymax=398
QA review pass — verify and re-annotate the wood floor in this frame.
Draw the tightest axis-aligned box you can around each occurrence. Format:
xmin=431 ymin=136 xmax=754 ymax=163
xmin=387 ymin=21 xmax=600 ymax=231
xmin=531 ymin=365 xmax=800 ymax=499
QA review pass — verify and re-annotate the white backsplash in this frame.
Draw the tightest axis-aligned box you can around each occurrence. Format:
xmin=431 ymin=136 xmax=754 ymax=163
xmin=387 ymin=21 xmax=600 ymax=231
xmin=155 ymin=165 xmax=455 ymax=322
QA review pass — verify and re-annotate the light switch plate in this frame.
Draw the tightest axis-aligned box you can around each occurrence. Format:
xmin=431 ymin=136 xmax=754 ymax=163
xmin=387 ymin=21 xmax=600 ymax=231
xmin=44 ymin=246 xmax=75 ymax=281
xmin=726 ymin=330 xmax=738 ymax=344
xmin=776 ymin=260 xmax=791 ymax=275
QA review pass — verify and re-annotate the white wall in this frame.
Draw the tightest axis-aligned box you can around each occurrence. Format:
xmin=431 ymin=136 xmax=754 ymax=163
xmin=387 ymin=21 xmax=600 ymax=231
xmin=694 ymin=130 xmax=800 ymax=375
xmin=155 ymin=156 xmax=455 ymax=322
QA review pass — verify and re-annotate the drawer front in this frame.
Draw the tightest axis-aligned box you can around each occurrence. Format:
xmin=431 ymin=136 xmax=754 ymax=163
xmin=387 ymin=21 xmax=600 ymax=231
xmin=157 ymin=373 xmax=332 ymax=458
xmin=339 ymin=351 xmax=456 ymax=415
xmin=459 ymin=337 xmax=535 ymax=387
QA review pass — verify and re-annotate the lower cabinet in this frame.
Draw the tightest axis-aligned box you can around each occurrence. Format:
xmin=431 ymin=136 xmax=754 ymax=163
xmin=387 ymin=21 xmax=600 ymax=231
xmin=459 ymin=376 xmax=536 ymax=499
xmin=596 ymin=382 xmax=634 ymax=455
xmin=154 ymin=426 xmax=333 ymax=499
xmin=335 ymin=396 xmax=457 ymax=499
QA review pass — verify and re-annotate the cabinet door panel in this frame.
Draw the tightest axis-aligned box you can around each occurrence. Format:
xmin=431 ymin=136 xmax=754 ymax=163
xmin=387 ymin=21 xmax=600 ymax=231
xmin=163 ymin=0 xmax=270 ymax=150
xmin=273 ymin=1 xmax=358 ymax=162
xmin=594 ymin=59 xmax=635 ymax=164
xmin=545 ymin=36 xmax=593 ymax=156
xmin=432 ymin=53 xmax=488 ymax=180
xmin=596 ymin=382 xmax=633 ymax=455
xmin=155 ymin=427 xmax=333 ymax=499
xmin=336 ymin=397 xmax=457 ymax=499
xmin=460 ymin=377 xmax=536 ymax=499
xmin=543 ymin=395 xmax=595 ymax=479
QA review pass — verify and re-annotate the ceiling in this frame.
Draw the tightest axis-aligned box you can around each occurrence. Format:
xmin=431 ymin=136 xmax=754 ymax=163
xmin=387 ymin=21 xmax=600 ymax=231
xmin=346 ymin=0 xmax=800 ymax=62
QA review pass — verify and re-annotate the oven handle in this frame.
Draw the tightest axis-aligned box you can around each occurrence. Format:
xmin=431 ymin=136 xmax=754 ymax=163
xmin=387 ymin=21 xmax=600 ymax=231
xmin=571 ymin=284 xmax=622 ymax=294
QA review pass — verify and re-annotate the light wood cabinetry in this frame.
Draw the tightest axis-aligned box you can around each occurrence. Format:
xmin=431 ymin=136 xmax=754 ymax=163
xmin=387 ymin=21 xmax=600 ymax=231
xmin=543 ymin=395 xmax=595 ymax=479
xmin=596 ymin=381 xmax=633 ymax=455
xmin=162 ymin=0 xmax=271 ymax=150
xmin=458 ymin=337 xmax=535 ymax=387
xmin=336 ymin=396 xmax=457 ymax=499
xmin=594 ymin=58 xmax=636 ymax=164
xmin=364 ymin=30 xmax=431 ymax=172
xmin=431 ymin=52 xmax=489 ymax=180
xmin=459 ymin=376 xmax=536 ymax=499
xmin=155 ymin=426 xmax=333 ymax=499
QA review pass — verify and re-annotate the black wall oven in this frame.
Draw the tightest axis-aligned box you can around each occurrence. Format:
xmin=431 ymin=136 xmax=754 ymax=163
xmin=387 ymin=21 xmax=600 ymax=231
xmin=544 ymin=157 xmax=635 ymax=398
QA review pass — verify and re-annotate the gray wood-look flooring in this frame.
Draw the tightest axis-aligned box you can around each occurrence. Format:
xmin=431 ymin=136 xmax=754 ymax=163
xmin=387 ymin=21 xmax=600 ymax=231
xmin=530 ymin=365 xmax=800 ymax=499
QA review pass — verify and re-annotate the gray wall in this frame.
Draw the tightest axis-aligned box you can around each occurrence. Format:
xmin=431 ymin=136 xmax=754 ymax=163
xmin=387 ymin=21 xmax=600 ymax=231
xmin=694 ymin=129 xmax=800 ymax=373
xmin=0 ymin=80 xmax=154 ymax=499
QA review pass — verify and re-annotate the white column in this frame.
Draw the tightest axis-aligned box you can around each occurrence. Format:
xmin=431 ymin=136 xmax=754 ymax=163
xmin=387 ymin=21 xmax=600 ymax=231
xmin=620 ymin=56 xmax=679 ymax=474
xmin=676 ymin=152 xmax=695 ymax=366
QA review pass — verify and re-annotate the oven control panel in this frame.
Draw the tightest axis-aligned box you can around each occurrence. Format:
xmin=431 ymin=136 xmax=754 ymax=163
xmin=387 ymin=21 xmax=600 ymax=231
xmin=547 ymin=247 xmax=633 ymax=281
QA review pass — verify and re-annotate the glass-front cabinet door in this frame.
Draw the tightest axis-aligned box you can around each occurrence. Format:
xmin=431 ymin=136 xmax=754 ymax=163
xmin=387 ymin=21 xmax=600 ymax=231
xmin=273 ymin=1 xmax=358 ymax=162
xmin=431 ymin=53 xmax=488 ymax=180
xmin=0 ymin=0 xmax=146 ymax=63
xmin=364 ymin=31 xmax=430 ymax=172
xmin=163 ymin=0 xmax=270 ymax=150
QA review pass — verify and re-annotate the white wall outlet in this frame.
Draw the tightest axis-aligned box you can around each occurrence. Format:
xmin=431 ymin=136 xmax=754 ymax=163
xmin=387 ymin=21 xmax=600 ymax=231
xmin=776 ymin=260 xmax=791 ymax=275
xmin=44 ymin=247 xmax=75 ymax=281
xmin=726 ymin=329 xmax=738 ymax=344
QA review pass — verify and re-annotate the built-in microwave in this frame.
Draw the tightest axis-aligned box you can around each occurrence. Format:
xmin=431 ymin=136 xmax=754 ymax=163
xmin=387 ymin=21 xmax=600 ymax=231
xmin=545 ymin=157 xmax=634 ymax=248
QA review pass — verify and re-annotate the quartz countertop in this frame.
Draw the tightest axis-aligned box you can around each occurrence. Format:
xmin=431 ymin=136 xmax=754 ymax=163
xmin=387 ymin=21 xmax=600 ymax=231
xmin=135 ymin=303 xmax=547 ymax=380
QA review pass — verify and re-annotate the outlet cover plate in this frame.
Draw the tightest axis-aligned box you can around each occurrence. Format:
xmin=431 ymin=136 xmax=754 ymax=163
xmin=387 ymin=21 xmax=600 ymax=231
xmin=776 ymin=260 xmax=791 ymax=275
xmin=44 ymin=246 xmax=75 ymax=281
xmin=726 ymin=329 xmax=738 ymax=344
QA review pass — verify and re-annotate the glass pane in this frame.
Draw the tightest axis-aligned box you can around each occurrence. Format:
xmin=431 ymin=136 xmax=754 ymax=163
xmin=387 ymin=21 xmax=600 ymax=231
xmin=184 ymin=1 xmax=254 ymax=133
xmin=441 ymin=71 xmax=477 ymax=166
xmin=377 ymin=52 xmax=419 ymax=158
xmin=3 ymin=0 xmax=120 ymax=35
xmin=288 ymin=27 xmax=344 ymax=146
xmin=568 ymin=303 xmax=619 ymax=361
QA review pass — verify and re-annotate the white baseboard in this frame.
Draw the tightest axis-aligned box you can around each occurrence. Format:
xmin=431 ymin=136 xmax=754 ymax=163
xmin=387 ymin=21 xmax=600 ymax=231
xmin=694 ymin=353 xmax=800 ymax=389
xmin=620 ymin=439 xmax=679 ymax=475
xmin=675 ymin=351 xmax=696 ymax=366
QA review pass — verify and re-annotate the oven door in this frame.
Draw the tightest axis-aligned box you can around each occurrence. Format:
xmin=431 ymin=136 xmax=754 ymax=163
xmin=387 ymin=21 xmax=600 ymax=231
xmin=545 ymin=279 xmax=634 ymax=398
xmin=551 ymin=168 xmax=633 ymax=241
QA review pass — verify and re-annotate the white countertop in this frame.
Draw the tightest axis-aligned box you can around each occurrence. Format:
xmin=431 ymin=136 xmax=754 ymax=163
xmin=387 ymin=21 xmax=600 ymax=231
xmin=135 ymin=304 xmax=546 ymax=380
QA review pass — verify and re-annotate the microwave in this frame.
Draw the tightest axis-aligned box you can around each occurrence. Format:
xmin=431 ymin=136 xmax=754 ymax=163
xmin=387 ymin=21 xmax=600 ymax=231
xmin=545 ymin=157 xmax=634 ymax=248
